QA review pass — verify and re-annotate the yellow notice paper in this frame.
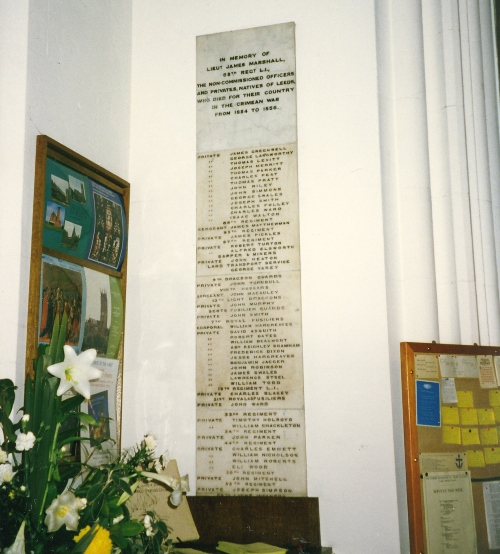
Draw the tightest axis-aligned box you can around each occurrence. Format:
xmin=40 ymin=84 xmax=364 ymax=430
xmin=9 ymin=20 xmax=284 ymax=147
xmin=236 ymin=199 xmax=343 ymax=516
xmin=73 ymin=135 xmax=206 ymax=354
xmin=485 ymin=447 xmax=500 ymax=465
xmin=415 ymin=354 xmax=439 ymax=379
xmin=481 ymin=427 xmax=499 ymax=445
xmin=466 ymin=450 xmax=486 ymax=468
xmin=490 ymin=390 xmax=500 ymax=407
xmin=494 ymin=407 xmax=500 ymax=423
xmin=462 ymin=427 xmax=480 ymax=445
xmin=457 ymin=390 xmax=474 ymax=408
xmin=442 ymin=407 xmax=460 ymax=425
xmin=459 ymin=408 xmax=478 ymax=426
xmin=478 ymin=408 xmax=496 ymax=426
xmin=443 ymin=426 xmax=462 ymax=445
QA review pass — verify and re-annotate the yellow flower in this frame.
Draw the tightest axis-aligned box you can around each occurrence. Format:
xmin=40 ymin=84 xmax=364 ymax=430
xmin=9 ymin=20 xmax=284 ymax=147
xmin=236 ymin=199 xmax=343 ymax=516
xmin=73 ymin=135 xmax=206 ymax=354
xmin=74 ymin=525 xmax=112 ymax=554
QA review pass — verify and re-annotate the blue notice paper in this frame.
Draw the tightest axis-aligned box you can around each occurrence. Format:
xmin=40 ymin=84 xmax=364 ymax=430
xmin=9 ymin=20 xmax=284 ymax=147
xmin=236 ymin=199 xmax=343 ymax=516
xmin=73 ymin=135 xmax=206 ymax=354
xmin=416 ymin=380 xmax=441 ymax=427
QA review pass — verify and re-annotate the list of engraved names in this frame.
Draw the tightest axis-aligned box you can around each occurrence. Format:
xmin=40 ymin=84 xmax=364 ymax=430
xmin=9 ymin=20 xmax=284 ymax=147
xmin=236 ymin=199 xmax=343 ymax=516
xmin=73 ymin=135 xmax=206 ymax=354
xmin=196 ymin=23 xmax=306 ymax=496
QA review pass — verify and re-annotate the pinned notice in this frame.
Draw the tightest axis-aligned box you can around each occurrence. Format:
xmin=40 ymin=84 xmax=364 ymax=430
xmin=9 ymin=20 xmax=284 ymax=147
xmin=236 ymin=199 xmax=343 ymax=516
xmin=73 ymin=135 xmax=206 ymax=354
xmin=462 ymin=427 xmax=480 ymax=446
xmin=478 ymin=408 xmax=496 ymax=426
xmin=457 ymin=390 xmax=474 ymax=408
xmin=456 ymin=355 xmax=479 ymax=378
xmin=467 ymin=450 xmax=486 ymax=468
xmin=423 ymin=472 xmax=476 ymax=553
xmin=442 ymin=406 xmax=459 ymax=425
xmin=459 ymin=408 xmax=478 ymax=426
xmin=480 ymin=427 xmax=499 ymax=446
xmin=415 ymin=354 xmax=439 ymax=379
xmin=441 ymin=378 xmax=458 ymax=404
xmin=443 ymin=426 xmax=462 ymax=445
xmin=478 ymin=355 xmax=497 ymax=388
xmin=439 ymin=354 xmax=457 ymax=378
xmin=416 ymin=380 xmax=440 ymax=427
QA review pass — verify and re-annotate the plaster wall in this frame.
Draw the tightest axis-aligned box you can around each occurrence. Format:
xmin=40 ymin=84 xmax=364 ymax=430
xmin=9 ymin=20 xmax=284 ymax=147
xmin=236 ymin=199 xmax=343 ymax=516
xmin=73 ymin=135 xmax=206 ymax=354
xmin=0 ymin=0 xmax=132 ymax=422
xmin=126 ymin=1 xmax=398 ymax=552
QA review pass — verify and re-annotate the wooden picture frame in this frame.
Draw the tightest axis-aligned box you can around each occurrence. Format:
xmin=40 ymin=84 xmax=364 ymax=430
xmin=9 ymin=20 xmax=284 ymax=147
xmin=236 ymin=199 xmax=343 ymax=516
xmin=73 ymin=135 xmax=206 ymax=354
xmin=26 ymin=135 xmax=129 ymax=451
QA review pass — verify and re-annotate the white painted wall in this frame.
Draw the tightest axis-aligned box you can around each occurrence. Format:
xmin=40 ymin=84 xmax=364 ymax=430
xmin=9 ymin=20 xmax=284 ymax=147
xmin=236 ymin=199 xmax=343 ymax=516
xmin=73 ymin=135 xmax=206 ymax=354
xmin=2 ymin=1 xmax=500 ymax=553
xmin=126 ymin=1 xmax=398 ymax=552
xmin=0 ymin=0 xmax=132 ymax=398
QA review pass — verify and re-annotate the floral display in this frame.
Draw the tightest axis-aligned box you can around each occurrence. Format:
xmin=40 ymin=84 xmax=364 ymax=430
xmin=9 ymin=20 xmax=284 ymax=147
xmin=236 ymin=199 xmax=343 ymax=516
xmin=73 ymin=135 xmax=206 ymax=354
xmin=0 ymin=317 xmax=187 ymax=553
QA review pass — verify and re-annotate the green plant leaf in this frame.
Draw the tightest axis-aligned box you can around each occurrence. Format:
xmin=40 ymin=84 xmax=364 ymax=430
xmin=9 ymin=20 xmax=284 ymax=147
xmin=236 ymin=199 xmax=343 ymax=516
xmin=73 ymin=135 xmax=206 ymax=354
xmin=119 ymin=520 xmax=144 ymax=537
xmin=76 ymin=412 xmax=99 ymax=426
xmin=87 ymin=483 xmax=103 ymax=502
xmin=157 ymin=520 xmax=169 ymax=536
xmin=0 ymin=379 xmax=16 ymax=417
xmin=118 ymin=478 xmax=133 ymax=496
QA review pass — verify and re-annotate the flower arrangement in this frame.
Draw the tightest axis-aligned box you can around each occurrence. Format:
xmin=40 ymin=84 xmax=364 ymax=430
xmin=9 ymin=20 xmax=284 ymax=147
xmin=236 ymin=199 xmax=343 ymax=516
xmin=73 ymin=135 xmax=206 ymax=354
xmin=0 ymin=317 xmax=188 ymax=553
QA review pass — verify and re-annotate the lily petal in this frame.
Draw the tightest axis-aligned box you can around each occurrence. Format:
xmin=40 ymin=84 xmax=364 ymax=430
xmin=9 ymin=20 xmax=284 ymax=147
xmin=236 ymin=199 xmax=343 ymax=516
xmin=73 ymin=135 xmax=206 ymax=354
xmin=47 ymin=347 xmax=100 ymax=400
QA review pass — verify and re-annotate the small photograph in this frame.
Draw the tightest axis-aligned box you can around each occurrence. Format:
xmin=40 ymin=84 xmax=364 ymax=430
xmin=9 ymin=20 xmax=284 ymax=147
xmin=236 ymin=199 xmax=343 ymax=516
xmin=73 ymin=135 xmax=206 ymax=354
xmin=45 ymin=201 xmax=66 ymax=230
xmin=81 ymin=270 xmax=111 ymax=356
xmin=69 ymin=175 xmax=86 ymax=204
xmin=89 ymin=193 xmax=124 ymax=269
xmin=61 ymin=220 xmax=82 ymax=251
xmin=39 ymin=261 xmax=83 ymax=346
xmin=88 ymin=390 xmax=110 ymax=442
xmin=51 ymin=174 xmax=70 ymax=206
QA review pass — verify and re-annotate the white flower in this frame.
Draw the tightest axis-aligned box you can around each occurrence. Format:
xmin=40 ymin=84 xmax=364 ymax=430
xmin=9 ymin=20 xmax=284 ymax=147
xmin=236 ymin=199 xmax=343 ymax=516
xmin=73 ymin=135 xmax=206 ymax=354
xmin=22 ymin=414 xmax=29 ymax=422
xmin=0 ymin=463 xmax=15 ymax=484
xmin=4 ymin=520 xmax=26 ymax=554
xmin=140 ymin=471 xmax=189 ymax=507
xmin=113 ymin=514 xmax=124 ymax=525
xmin=0 ymin=448 xmax=7 ymax=463
xmin=170 ymin=475 xmax=190 ymax=507
xmin=144 ymin=434 xmax=157 ymax=451
xmin=44 ymin=491 xmax=86 ymax=532
xmin=47 ymin=346 xmax=101 ymax=399
xmin=16 ymin=432 xmax=36 ymax=451
xmin=154 ymin=451 xmax=170 ymax=472
xmin=143 ymin=514 xmax=155 ymax=536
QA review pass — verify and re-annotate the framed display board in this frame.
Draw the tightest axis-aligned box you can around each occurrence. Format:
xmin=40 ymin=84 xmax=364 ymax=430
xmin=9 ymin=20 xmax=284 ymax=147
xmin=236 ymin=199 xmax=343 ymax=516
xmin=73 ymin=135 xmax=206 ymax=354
xmin=401 ymin=342 xmax=500 ymax=553
xmin=26 ymin=135 xmax=129 ymax=452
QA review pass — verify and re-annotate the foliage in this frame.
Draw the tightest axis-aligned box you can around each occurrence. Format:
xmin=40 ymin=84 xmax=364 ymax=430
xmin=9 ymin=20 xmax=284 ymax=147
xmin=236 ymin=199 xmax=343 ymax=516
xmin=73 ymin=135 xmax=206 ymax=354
xmin=0 ymin=314 xmax=184 ymax=553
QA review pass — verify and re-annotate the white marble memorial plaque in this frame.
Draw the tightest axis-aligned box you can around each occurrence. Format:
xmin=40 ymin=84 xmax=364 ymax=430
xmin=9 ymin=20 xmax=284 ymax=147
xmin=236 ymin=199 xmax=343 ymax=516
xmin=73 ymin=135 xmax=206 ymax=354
xmin=196 ymin=22 xmax=305 ymax=496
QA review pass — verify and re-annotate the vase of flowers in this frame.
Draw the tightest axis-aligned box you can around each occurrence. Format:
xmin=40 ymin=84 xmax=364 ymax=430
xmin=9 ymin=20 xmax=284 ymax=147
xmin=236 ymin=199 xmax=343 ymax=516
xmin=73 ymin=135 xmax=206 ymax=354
xmin=0 ymin=322 xmax=188 ymax=553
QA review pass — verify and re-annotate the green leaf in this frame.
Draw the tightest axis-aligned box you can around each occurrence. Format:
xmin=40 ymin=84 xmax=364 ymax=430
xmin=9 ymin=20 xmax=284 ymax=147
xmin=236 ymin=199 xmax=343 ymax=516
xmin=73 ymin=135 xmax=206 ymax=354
xmin=118 ymin=478 xmax=133 ymax=496
xmin=55 ymin=311 xmax=68 ymax=363
xmin=0 ymin=379 xmax=16 ymax=417
xmin=76 ymin=412 xmax=99 ymax=426
xmin=87 ymin=482 xmax=103 ymax=502
xmin=119 ymin=520 xmax=144 ymax=537
xmin=61 ymin=393 xmax=85 ymax=413
xmin=156 ymin=520 xmax=169 ymax=536
xmin=109 ymin=528 xmax=129 ymax=549
xmin=47 ymin=314 xmax=60 ymax=362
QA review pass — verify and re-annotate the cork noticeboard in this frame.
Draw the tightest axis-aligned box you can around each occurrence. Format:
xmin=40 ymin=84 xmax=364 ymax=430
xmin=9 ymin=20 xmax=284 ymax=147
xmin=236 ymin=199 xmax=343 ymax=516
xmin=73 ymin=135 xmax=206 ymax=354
xmin=401 ymin=342 xmax=500 ymax=554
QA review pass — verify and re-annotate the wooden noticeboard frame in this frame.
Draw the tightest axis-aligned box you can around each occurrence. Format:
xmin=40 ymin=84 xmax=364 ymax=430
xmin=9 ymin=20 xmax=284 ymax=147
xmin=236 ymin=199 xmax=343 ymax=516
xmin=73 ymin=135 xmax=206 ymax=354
xmin=401 ymin=342 xmax=500 ymax=553
xmin=26 ymin=135 xmax=129 ymax=448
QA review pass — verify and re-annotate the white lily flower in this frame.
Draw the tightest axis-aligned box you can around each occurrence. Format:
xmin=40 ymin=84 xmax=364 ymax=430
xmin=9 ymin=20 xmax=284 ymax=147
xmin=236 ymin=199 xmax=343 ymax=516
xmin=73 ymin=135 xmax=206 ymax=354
xmin=4 ymin=520 xmax=26 ymax=554
xmin=0 ymin=463 xmax=15 ymax=484
xmin=47 ymin=346 xmax=101 ymax=399
xmin=140 ymin=471 xmax=189 ymax=507
xmin=44 ymin=491 xmax=86 ymax=532
xmin=140 ymin=471 xmax=175 ymax=488
xmin=170 ymin=483 xmax=184 ymax=507
xmin=16 ymin=432 xmax=36 ymax=451
xmin=0 ymin=448 xmax=7 ymax=463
